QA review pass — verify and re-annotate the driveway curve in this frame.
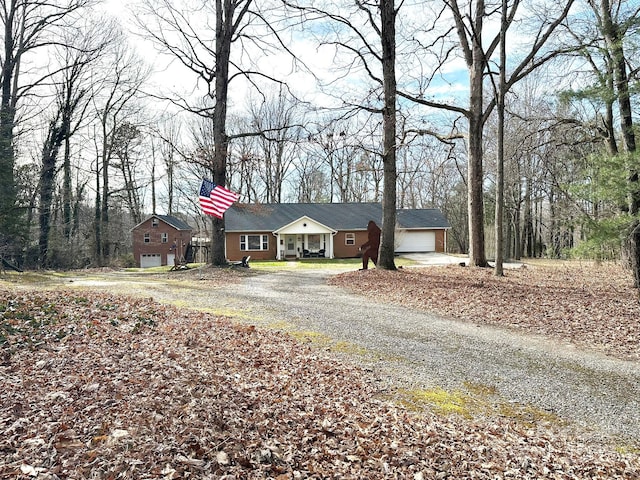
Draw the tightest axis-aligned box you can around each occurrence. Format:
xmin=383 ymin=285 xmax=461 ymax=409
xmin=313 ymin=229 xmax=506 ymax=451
xmin=76 ymin=266 xmax=640 ymax=445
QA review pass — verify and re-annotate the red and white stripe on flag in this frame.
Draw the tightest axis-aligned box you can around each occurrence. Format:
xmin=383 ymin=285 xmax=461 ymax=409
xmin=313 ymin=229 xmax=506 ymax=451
xmin=199 ymin=179 xmax=238 ymax=218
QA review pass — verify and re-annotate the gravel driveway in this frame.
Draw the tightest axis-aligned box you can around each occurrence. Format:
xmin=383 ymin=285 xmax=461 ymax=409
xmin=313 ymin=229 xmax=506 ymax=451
xmin=80 ymin=266 xmax=640 ymax=445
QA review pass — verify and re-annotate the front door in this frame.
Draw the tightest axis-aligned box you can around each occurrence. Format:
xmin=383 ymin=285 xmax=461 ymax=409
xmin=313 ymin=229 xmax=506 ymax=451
xmin=285 ymin=235 xmax=297 ymax=257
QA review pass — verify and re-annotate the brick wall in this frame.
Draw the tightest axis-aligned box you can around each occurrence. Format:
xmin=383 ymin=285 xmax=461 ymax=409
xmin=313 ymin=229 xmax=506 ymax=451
xmin=132 ymin=218 xmax=192 ymax=267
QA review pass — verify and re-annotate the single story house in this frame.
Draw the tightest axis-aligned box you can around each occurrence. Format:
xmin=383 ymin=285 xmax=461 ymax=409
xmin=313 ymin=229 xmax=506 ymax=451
xmin=224 ymin=203 xmax=450 ymax=261
xmin=132 ymin=214 xmax=193 ymax=268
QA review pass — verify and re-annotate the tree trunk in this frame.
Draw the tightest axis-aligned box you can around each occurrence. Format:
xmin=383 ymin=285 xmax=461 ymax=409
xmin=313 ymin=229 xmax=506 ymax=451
xmin=604 ymin=98 xmax=618 ymax=155
xmin=101 ymin=130 xmax=110 ymax=265
xmin=210 ymin=0 xmax=234 ymax=266
xmin=378 ymin=0 xmax=397 ymax=271
xmin=39 ymin=121 xmax=65 ymax=268
xmin=94 ymin=159 xmax=101 ymax=265
xmin=467 ymin=0 xmax=489 ymax=268
xmin=0 ymin=14 xmax=17 ymax=245
xmin=494 ymin=0 xmax=507 ymax=276
xmin=626 ymin=220 xmax=640 ymax=288
xmin=63 ymin=135 xmax=72 ymax=239
xmin=598 ymin=0 xmax=637 ymax=213
xmin=513 ymin=206 xmax=521 ymax=260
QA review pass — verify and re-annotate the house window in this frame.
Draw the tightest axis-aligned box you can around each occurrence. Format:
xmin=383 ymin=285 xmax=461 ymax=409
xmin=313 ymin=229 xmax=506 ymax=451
xmin=345 ymin=233 xmax=355 ymax=245
xmin=240 ymin=234 xmax=268 ymax=251
xmin=152 ymin=218 xmax=159 ymax=227
xmin=308 ymin=234 xmax=321 ymax=251
xmin=161 ymin=233 xmax=168 ymax=243
xmin=144 ymin=233 xmax=150 ymax=243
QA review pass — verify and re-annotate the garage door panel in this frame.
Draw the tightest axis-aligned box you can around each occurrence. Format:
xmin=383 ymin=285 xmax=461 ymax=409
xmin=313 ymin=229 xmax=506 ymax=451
xmin=140 ymin=253 xmax=162 ymax=268
xmin=396 ymin=231 xmax=436 ymax=252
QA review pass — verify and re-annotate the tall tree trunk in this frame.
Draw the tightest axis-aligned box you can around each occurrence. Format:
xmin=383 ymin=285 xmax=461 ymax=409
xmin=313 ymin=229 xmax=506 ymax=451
xmin=39 ymin=122 xmax=64 ymax=267
xmin=596 ymin=0 xmax=639 ymax=284
xmin=101 ymin=127 xmax=110 ymax=265
xmin=524 ymin=186 xmax=533 ymax=257
xmin=94 ymin=158 xmax=102 ymax=265
xmin=378 ymin=0 xmax=398 ymax=271
xmin=598 ymin=0 xmax=637 ymax=212
xmin=513 ymin=206 xmax=521 ymax=260
xmin=210 ymin=0 xmax=234 ymax=266
xmin=467 ymin=0 xmax=489 ymax=268
xmin=63 ymin=135 xmax=72 ymax=239
xmin=494 ymin=0 xmax=507 ymax=276
xmin=0 ymin=99 xmax=17 ymax=241
xmin=151 ymin=157 xmax=156 ymax=215
xmin=628 ymin=220 xmax=640 ymax=288
xmin=0 ymin=10 xmax=18 ymax=245
xmin=604 ymin=98 xmax=618 ymax=155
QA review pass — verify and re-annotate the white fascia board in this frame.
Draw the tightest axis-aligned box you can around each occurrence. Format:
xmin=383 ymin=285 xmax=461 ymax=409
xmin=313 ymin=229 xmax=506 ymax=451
xmin=274 ymin=215 xmax=337 ymax=235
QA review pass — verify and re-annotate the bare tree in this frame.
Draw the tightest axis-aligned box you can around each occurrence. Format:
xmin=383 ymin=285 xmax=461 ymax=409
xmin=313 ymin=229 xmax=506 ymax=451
xmin=400 ymin=0 xmax=575 ymax=268
xmin=227 ymin=116 xmax=261 ymax=202
xmin=305 ymin=119 xmax=374 ymax=203
xmin=293 ymin=152 xmax=328 ymax=202
xmin=248 ymin=87 xmax=304 ymax=203
xmin=91 ymin=37 xmax=149 ymax=265
xmin=36 ymin=15 xmax=112 ymax=268
xmin=111 ymin=122 xmax=144 ymax=224
xmin=157 ymin=117 xmax=183 ymax=215
xmin=283 ymin=0 xmax=400 ymax=269
xmin=0 ymin=0 xmax=94 ymax=259
xmin=136 ymin=0 xmax=296 ymax=265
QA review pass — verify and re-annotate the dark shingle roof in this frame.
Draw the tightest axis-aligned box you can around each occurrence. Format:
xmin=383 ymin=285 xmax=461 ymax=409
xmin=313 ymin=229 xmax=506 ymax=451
xmin=225 ymin=203 xmax=449 ymax=232
xmin=155 ymin=214 xmax=193 ymax=231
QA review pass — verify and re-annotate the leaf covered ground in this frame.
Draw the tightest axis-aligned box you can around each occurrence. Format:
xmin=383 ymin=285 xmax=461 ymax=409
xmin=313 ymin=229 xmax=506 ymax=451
xmin=1 ymin=263 xmax=640 ymax=479
xmin=329 ymin=261 xmax=640 ymax=362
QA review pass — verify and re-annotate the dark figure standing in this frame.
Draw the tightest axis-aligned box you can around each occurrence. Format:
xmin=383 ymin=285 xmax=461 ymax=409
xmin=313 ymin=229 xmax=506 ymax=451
xmin=360 ymin=220 xmax=381 ymax=270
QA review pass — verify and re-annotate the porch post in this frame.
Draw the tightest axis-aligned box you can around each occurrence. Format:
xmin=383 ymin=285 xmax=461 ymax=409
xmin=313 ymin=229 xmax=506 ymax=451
xmin=274 ymin=233 xmax=281 ymax=260
xmin=330 ymin=232 xmax=336 ymax=259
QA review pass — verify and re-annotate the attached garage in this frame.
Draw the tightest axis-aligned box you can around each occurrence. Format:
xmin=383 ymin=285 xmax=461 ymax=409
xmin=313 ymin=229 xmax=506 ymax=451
xmin=140 ymin=253 xmax=162 ymax=268
xmin=395 ymin=231 xmax=436 ymax=253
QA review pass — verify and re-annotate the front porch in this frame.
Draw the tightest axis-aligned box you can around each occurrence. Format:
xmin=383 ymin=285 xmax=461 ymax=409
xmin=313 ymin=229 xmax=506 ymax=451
xmin=274 ymin=216 xmax=336 ymax=260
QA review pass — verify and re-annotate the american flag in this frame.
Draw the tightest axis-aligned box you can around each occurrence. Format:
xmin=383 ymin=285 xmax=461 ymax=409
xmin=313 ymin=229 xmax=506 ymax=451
xmin=199 ymin=178 xmax=238 ymax=218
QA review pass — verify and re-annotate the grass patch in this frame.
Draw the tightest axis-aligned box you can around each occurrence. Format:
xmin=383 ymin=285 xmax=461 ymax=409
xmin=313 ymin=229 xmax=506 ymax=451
xmin=399 ymin=387 xmax=475 ymax=416
xmin=267 ymin=320 xmax=296 ymax=330
xmin=497 ymin=402 xmax=564 ymax=428
xmin=397 ymin=383 xmax=565 ymax=430
xmin=1 ymin=271 xmax=59 ymax=284
xmin=616 ymin=444 xmax=640 ymax=455
xmin=266 ymin=321 xmax=373 ymax=357
xmin=463 ymin=381 xmax=499 ymax=396
xmin=123 ymin=264 xmax=206 ymax=274
xmin=249 ymin=257 xmax=416 ymax=270
xmin=331 ymin=340 xmax=369 ymax=356
xmin=1 ymin=256 xmax=418 ymax=285
xmin=249 ymin=258 xmax=362 ymax=270
xmin=169 ymin=299 xmax=254 ymax=320
xmin=288 ymin=330 xmax=333 ymax=346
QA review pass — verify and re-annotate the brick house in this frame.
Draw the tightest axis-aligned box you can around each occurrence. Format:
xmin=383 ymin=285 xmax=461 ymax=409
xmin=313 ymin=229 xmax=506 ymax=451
xmin=131 ymin=215 xmax=193 ymax=268
xmin=224 ymin=203 xmax=450 ymax=261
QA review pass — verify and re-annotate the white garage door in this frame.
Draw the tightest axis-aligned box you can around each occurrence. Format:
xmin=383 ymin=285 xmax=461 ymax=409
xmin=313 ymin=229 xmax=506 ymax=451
xmin=395 ymin=231 xmax=436 ymax=253
xmin=140 ymin=253 xmax=162 ymax=268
